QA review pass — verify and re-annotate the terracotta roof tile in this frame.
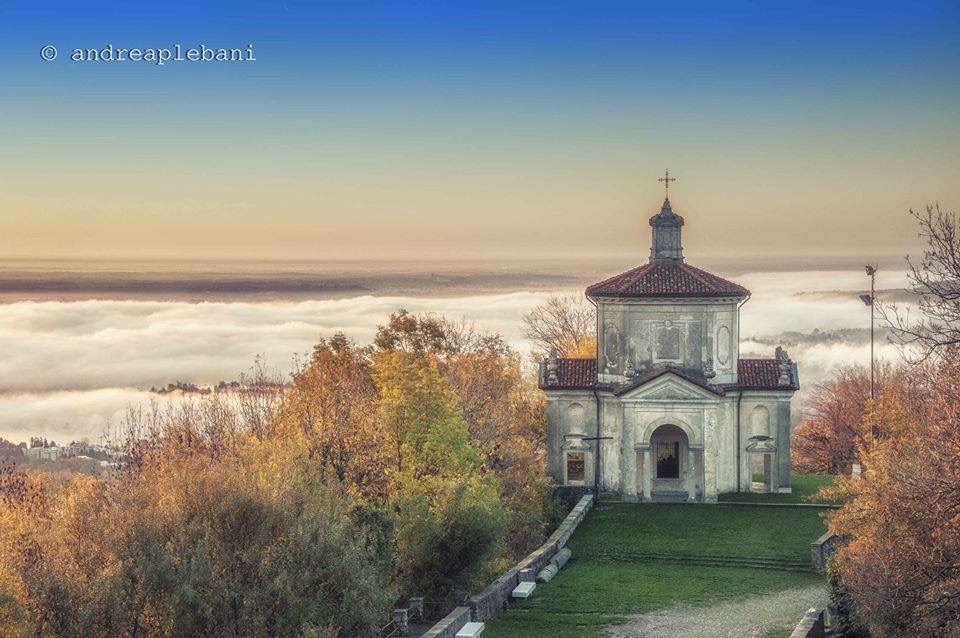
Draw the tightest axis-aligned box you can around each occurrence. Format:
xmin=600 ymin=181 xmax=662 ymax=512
xmin=539 ymin=358 xmax=798 ymax=392
xmin=586 ymin=262 xmax=750 ymax=299
xmin=539 ymin=358 xmax=596 ymax=389
xmin=736 ymin=358 xmax=797 ymax=390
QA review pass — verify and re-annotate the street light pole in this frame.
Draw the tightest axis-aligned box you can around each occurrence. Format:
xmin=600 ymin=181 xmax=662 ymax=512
xmin=867 ymin=265 xmax=876 ymax=402
xmin=860 ymin=265 xmax=878 ymax=437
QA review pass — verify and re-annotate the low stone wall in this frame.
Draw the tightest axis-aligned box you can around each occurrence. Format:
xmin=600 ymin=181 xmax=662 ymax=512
xmin=789 ymin=608 xmax=825 ymax=638
xmin=466 ymin=493 xmax=593 ymax=621
xmin=419 ymin=494 xmax=594 ymax=635
xmin=811 ymin=532 xmax=846 ymax=574
xmin=419 ymin=606 xmax=471 ymax=638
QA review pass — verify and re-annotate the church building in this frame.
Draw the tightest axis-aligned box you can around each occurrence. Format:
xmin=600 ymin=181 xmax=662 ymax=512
xmin=540 ymin=177 xmax=798 ymax=502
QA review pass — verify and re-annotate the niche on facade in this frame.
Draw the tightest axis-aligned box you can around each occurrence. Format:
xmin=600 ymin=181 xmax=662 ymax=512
xmin=716 ymin=324 xmax=732 ymax=366
xmin=603 ymin=323 xmax=620 ymax=372
xmin=565 ymin=402 xmax=587 ymax=435
xmin=750 ymin=405 xmax=770 ymax=438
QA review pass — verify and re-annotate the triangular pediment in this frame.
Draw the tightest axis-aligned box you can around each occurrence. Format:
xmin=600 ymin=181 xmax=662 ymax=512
xmin=618 ymin=372 xmax=721 ymax=402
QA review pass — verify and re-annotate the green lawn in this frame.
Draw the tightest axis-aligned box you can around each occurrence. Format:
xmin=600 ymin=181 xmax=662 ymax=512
xmin=718 ymin=474 xmax=839 ymax=505
xmin=484 ymin=502 xmax=828 ymax=638
xmin=573 ymin=502 xmax=827 ymax=562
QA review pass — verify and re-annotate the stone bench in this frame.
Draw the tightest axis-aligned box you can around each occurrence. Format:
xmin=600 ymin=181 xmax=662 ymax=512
xmin=511 ymin=581 xmax=536 ymax=598
xmin=455 ymin=621 xmax=485 ymax=637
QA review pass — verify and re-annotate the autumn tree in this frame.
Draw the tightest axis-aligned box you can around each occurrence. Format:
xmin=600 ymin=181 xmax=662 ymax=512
xmin=823 ymin=206 xmax=960 ymax=636
xmin=884 ymin=205 xmax=960 ymax=360
xmin=522 ymin=293 xmax=596 ymax=358
xmin=276 ymin=334 xmax=390 ymax=501
xmin=791 ymin=363 xmax=917 ymax=474
xmin=824 ymin=353 xmax=960 ymax=637
xmin=374 ymin=309 xmax=452 ymax=355
xmin=375 ymin=310 xmax=551 ymax=556
xmin=373 ymin=349 xmax=507 ymax=601
xmin=0 ymin=310 xmax=557 ymax=634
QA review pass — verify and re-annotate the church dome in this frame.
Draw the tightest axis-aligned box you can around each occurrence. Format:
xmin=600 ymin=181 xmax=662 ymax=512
xmin=649 ymin=197 xmax=684 ymax=228
xmin=587 ymin=180 xmax=749 ymax=299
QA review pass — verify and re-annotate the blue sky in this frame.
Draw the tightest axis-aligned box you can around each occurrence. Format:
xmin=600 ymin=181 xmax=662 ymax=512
xmin=1 ymin=1 xmax=958 ymax=260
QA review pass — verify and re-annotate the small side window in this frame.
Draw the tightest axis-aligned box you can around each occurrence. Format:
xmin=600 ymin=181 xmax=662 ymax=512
xmin=567 ymin=452 xmax=585 ymax=483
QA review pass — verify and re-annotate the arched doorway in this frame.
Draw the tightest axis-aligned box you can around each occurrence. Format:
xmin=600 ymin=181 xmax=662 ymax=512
xmin=650 ymin=424 xmax=689 ymax=501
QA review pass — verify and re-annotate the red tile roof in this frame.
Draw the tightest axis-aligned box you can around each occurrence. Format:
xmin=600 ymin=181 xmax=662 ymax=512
xmin=586 ymin=262 xmax=750 ymax=299
xmin=539 ymin=358 xmax=597 ymax=389
xmin=539 ymin=358 xmax=798 ymax=392
xmin=736 ymin=358 xmax=797 ymax=390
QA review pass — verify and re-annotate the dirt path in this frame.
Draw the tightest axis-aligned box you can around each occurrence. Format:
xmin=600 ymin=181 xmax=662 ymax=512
xmin=607 ymin=584 xmax=826 ymax=638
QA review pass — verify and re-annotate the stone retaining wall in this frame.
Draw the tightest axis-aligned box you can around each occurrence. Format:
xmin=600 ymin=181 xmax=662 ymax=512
xmin=420 ymin=493 xmax=594 ymax=634
xmin=811 ymin=532 xmax=846 ymax=574
xmin=789 ymin=608 xmax=825 ymax=638
xmin=419 ymin=606 xmax=471 ymax=638
xmin=467 ymin=494 xmax=593 ymax=621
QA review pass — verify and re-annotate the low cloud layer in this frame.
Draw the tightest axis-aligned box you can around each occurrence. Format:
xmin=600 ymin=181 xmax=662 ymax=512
xmin=0 ymin=269 xmax=910 ymax=442
xmin=0 ymin=293 xmax=551 ymax=393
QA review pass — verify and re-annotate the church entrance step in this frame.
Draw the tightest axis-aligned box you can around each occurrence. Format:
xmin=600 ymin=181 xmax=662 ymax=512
xmin=651 ymin=491 xmax=689 ymax=503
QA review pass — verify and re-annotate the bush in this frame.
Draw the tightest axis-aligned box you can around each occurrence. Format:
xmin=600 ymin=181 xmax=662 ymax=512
xmin=0 ymin=441 xmax=394 ymax=638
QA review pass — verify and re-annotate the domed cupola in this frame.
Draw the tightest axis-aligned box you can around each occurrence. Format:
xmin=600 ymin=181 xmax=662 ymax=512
xmin=649 ymin=197 xmax=684 ymax=263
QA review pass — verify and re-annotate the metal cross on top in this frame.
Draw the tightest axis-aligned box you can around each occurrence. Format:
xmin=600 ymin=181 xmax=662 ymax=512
xmin=658 ymin=169 xmax=676 ymax=198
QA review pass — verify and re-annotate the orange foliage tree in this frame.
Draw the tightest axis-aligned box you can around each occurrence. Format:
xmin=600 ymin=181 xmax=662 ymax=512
xmin=824 ymin=353 xmax=960 ymax=637
xmin=791 ymin=363 xmax=917 ymax=474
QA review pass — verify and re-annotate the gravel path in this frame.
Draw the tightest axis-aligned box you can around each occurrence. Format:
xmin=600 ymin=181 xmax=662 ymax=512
xmin=607 ymin=584 xmax=826 ymax=638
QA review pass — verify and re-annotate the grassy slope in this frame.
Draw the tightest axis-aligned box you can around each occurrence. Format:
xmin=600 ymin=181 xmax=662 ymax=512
xmin=484 ymin=501 xmax=827 ymax=638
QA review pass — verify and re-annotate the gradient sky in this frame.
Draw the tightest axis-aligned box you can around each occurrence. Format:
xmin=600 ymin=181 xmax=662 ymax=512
xmin=1 ymin=1 xmax=958 ymax=261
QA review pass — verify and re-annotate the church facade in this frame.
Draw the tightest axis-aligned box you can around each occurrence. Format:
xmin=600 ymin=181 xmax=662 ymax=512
xmin=539 ymin=190 xmax=798 ymax=502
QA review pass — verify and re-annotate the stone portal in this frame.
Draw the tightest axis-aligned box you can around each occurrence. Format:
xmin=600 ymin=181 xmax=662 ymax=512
xmin=649 ymin=424 xmax=690 ymax=501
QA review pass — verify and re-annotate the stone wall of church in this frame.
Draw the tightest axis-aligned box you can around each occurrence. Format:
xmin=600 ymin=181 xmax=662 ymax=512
xmin=598 ymin=394 xmax=623 ymax=492
xmin=545 ymin=391 xmax=597 ymax=485
xmin=546 ymin=386 xmax=794 ymax=495
xmin=714 ymin=398 xmax=739 ymax=493
xmin=595 ymin=299 xmax=740 ymax=385
xmin=738 ymin=392 xmax=794 ymax=490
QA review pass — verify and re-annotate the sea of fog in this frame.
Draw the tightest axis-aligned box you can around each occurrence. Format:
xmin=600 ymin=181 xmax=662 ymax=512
xmin=0 ymin=264 xmax=909 ymax=443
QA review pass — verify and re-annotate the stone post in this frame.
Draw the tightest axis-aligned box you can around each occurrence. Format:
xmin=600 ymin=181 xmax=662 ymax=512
xmin=392 ymin=609 xmax=409 ymax=636
xmin=408 ymin=597 xmax=424 ymax=620
xmin=642 ymin=446 xmax=652 ymax=501
xmin=704 ymin=413 xmax=718 ymax=502
xmin=763 ymin=454 xmax=773 ymax=493
xmin=634 ymin=448 xmax=643 ymax=501
xmin=687 ymin=448 xmax=696 ymax=501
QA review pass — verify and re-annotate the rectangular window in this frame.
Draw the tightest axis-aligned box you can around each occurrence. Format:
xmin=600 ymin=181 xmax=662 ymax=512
xmin=566 ymin=452 xmax=585 ymax=483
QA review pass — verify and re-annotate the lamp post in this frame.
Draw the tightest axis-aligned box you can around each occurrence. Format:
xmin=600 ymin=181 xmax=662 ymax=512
xmin=860 ymin=265 xmax=878 ymax=438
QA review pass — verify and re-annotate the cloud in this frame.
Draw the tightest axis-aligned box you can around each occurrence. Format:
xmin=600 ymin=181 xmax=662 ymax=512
xmin=0 ymin=269 xmax=914 ymax=442
xmin=0 ymin=389 xmax=154 ymax=444
xmin=0 ymin=293 xmax=552 ymax=395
